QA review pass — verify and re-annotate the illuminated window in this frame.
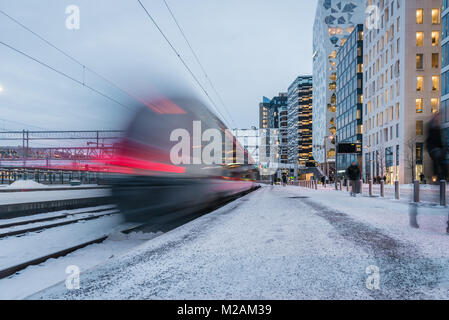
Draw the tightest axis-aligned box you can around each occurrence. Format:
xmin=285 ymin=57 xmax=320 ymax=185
xmin=416 ymin=121 xmax=424 ymax=136
xmin=417 ymin=76 xmax=424 ymax=91
xmin=431 ymin=98 xmax=439 ymax=113
xmin=432 ymin=31 xmax=439 ymax=46
xmin=432 ymin=76 xmax=440 ymax=91
xmin=432 ymin=53 xmax=439 ymax=68
xmin=416 ymin=99 xmax=423 ymax=113
xmin=432 ymin=9 xmax=440 ymax=24
xmin=416 ymin=32 xmax=424 ymax=46
xmin=416 ymin=9 xmax=423 ymax=24
xmin=416 ymin=54 xmax=424 ymax=70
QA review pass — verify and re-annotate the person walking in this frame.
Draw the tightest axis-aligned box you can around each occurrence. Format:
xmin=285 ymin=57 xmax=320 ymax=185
xmin=346 ymin=161 xmax=361 ymax=197
xmin=281 ymin=173 xmax=287 ymax=187
xmin=426 ymin=113 xmax=448 ymax=182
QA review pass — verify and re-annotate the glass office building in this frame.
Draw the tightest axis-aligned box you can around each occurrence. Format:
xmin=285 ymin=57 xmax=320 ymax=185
xmin=443 ymin=0 xmax=449 ymax=144
xmin=336 ymin=24 xmax=364 ymax=174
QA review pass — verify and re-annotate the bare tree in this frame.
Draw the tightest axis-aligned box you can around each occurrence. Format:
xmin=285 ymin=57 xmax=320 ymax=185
xmin=405 ymin=137 xmax=417 ymax=183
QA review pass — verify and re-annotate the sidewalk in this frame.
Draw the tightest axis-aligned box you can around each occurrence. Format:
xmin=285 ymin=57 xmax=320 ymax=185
xmin=31 ymin=185 xmax=449 ymax=299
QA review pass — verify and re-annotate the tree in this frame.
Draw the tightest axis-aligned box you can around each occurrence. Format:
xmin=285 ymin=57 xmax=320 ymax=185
xmin=405 ymin=137 xmax=417 ymax=183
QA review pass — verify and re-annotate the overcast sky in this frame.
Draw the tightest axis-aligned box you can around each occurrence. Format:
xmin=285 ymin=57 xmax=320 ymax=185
xmin=0 ymin=0 xmax=317 ymax=131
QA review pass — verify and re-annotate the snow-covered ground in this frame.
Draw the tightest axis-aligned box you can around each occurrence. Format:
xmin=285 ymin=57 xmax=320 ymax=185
xmin=0 ymin=204 xmax=162 ymax=299
xmin=28 ymin=185 xmax=449 ymax=300
xmin=0 ymin=188 xmax=110 ymax=205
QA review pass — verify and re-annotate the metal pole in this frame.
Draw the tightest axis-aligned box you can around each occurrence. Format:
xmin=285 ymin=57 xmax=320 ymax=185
xmin=440 ymin=180 xmax=446 ymax=207
xmin=413 ymin=180 xmax=420 ymax=203
xmin=369 ymin=180 xmax=373 ymax=196
xmin=395 ymin=181 xmax=400 ymax=200
xmin=380 ymin=180 xmax=385 ymax=197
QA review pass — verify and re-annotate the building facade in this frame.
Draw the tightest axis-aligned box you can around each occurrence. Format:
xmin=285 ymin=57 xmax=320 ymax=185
xmin=363 ymin=0 xmax=442 ymax=184
xmin=287 ymin=76 xmax=315 ymax=167
xmin=442 ymin=0 xmax=449 ymax=146
xmin=259 ymin=97 xmax=271 ymax=129
xmin=336 ymin=24 xmax=364 ymax=174
xmin=312 ymin=0 xmax=366 ymax=170
xmin=258 ymin=93 xmax=289 ymax=164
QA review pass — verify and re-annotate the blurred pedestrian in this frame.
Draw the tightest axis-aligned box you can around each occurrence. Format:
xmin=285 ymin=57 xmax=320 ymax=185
xmin=426 ymin=113 xmax=448 ymax=181
xmin=281 ymin=173 xmax=287 ymax=187
xmin=346 ymin=161 xmax=361 ymax=197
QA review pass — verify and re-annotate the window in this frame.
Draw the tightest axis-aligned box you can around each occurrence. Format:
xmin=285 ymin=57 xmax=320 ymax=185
xmin=417 ymin=76 xmax=424 ymax=91
xmin=416 ymin=54 xmax=424 ymax=69
xmin=432 ymin=76 xmax=440 ymax=91
xmin=416 ymin=32 xmax=424 ymax=46
xmin=432 ymin=53 xmax=439 ymax=68
xmin=416 ymin=99 xmax=423 ymax=113
xmin=432 ymin=31 xmax=439 ymax=46
xmin=431 ymin=98 xmax=439 ymax=113
xmin=416 ymin=143 xmax=424 ymax=164
xmin=416 ymin=121 xmax=424 ymax=136
xmin=416 ymin=9 xmax=423 ymax=24
xmin=432 ymin=9 xmax=441 ymax=24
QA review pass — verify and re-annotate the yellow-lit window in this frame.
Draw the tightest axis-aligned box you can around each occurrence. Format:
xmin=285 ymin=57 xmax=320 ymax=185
xmin=432 ymin=31 xmax=439 ymax=46
xmin=416 ymin=76 xmax=424 ymax=91
xmin=416 ymin=32 xmax=424 ymax=46
xmin=431 ymin=98 xmax=439 ymax=113
xmin=416 ymin=9 xmax=423 ymax=24
xmin=416 ymin=54 xmax=424 ymax=69
xmin=432 ymin=76 xmax=440 ymax=91
xmin=416 ymin=99 xmax=423 ymax=113
xmin=432 ymin=53 xmax=439 ymax=68
xmin=416 ymin=121 xmax=424 ymax=136
xmin=432 ymin=9 xmax=441 ymax=24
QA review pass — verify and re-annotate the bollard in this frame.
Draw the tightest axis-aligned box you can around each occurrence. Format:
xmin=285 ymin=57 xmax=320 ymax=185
xmin=339 ymin=180 xmax=343 ymax=191
xmin=413 ymin=180 xmax=420 ymax=203
xmin=395 ymin=181 xmax=400 ymax=200
xmin=380 ymin=180 xmax=385 ymax=197
xmin=359 ymin=179 xmax=363 ymax=195
xmin=347 ymin=180 xmax=350 ymax=192
xmin=314 ymin=180 xmax=318 ymax=190
xmin=439 ymin=180 xmax=446 ymax=206
xmin=369 ymin=180 xmax=373 ymax=197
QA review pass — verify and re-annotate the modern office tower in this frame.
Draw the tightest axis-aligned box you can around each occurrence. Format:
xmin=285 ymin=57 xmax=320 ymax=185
xmin=259 ymin=97 xmax=271 ymax=129
xmin=287 ymin=76 xmax=315 ymax=167
xmin=442 ymin=1 xmax=449 ymax=143
xmin=258 ymin=93 xmax=289 ymax=164
xmin=363 ymin=0 xmax=441 ymax=184
xmin=336 ymin=24 xmax=364 ymax=175
xmin=312 ymin=0 xmax=365 ymax=175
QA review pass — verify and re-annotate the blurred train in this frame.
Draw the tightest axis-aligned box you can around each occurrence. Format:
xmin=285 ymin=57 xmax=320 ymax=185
xmin=102 ymin=96 xmax=259 ymax=222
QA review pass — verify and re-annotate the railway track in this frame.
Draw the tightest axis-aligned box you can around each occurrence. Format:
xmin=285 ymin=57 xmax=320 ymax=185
xmin=0 ymin=224 xmax=142 ymax=279
xmin=0 ymin=187 xmax=259 ymax=281
xmin=0 ymin=207 xmax=120 ymax=238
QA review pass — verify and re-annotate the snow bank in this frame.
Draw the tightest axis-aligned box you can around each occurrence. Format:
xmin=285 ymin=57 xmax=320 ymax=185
xmin=7 ymin=180 xmax=47 ymax=189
